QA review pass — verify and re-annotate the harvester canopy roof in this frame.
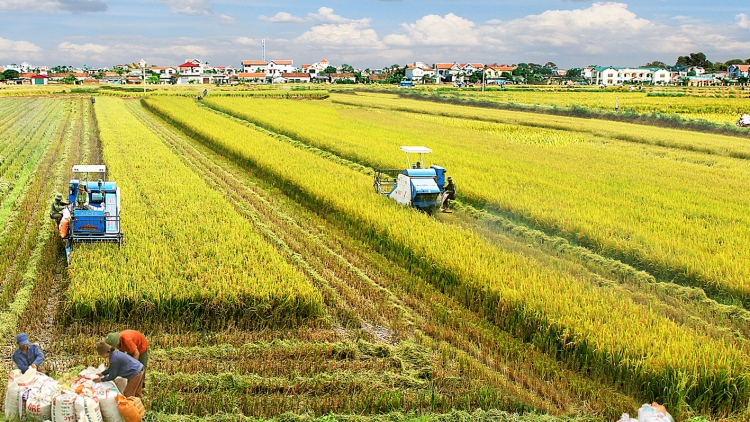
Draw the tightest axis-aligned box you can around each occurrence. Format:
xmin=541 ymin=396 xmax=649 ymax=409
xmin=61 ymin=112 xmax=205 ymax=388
xmin=400 ymin=146 xmax=432 ymax=154
xmin=72 ymin=165 xmax=106 ymax=173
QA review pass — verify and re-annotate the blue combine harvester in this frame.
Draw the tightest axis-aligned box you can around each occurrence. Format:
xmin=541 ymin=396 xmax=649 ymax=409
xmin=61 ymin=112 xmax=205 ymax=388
xmin=373 ymin=146 xmax=447 ymax=213
xmin=64 ymin=165 xmax=123 ymax=264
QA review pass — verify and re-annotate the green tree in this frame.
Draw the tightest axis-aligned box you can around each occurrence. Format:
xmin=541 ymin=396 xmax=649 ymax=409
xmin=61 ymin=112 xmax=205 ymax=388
xmin=468 ymin=71 xmax=484 ymax=84
xmin=566 ymin=68 xmax=583 ymax=79
xmin=323 ymin=66 xmax=337 ymax=74
xmin=0 ymin=73 xmax=5 ymax=82
xmin=340 ymin=63 xmax=355 ymax=73
xmin=2 ymin=69 xmax=20 ymax=80
xmin=61 ymin=73 xmax=78 ymax=84
xmin=147 ymin=75 xmax=159 ymax=84
xmin=644 ymin=61 xmax=667 ymax=68
xmin=676 ymin=52 xmax=712 ymax=69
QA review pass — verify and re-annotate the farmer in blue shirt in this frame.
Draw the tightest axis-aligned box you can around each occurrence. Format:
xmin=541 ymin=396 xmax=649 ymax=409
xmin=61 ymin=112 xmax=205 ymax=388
xmin=93 ymin=341 xmax=144 ymax=398
xmin=12 ymin=333 xmax=45 ymax=373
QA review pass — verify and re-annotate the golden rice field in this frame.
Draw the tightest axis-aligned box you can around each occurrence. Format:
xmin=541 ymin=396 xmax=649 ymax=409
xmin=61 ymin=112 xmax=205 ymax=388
xmin=406 ymin=87 xmax=750 ymax=124
xmin=1 ymin=88 xmax=750 ymax=422
xmin=205 ymin=94 xmax=750 ymax=308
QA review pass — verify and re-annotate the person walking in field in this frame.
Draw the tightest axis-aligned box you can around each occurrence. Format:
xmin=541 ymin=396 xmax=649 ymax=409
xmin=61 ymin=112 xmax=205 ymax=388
xmin=106 ymin=330 xmax=148 ymax=386
xmin=93 ymin=341 xmax=144 ymax=398
xmin=12 ymin=333 xmax=45 ymax=374
xmin=49 ymin=193 xmax=68 ymax=226
xmin=440 ymin=176 xmax=456 ymax=212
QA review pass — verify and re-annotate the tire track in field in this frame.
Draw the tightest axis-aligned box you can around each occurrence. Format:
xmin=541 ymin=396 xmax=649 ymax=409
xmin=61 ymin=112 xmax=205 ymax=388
xmin=130 ymin=100 xmax=638 ymax=417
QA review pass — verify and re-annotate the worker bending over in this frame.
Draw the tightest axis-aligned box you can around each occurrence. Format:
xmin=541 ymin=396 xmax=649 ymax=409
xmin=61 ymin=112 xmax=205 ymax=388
xmin=49 ymin=193 xmax=68 ymax=226
xmin=106 ymin=330 xmax=148 ymax=386
xmin=441 ymin=176 xmax=456 ymax=212
xmin=93 ymin=341 xmax=144 ymax=398
xmin=12 ymin=333 xmax=45 ymax=374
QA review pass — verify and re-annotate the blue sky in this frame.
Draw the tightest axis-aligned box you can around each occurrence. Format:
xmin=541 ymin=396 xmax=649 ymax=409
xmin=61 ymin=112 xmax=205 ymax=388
xmin=1 ymin=1 xmax=748 ymax=69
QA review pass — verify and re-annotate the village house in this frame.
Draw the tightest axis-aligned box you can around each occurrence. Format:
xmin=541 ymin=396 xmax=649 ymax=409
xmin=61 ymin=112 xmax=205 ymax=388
xmin=282 ymin=72 xmax=311 ymax=83
xmin=728 ymin=64 xmax=749 ymax=79
xmin=329 ymin=73 xmax=356 ymax=83
xmin=483 ymin=64 xmax=516 ymax=84
xmin=434 ymin=63 xmax=461 ymax=82
xmin=303 ymin=59 xmax=330 ymax=76
xmin=459 ymin=63 xmax=484 ymax=75
xmin=591 ymin=66 xmax=677 ymax=86
xmin=241 ymin=60 xmax=267 ymax=73
xmin=237 ymin=72 xmax=267 ymax=83
xmin=267 ymin=60 xmax=295 ymax=77
xmin=404 ymin=62 xmax=436 ymax=82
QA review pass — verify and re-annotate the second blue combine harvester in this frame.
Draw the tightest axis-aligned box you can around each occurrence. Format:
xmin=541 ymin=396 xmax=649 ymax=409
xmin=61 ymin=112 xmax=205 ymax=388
xmin=373 ymin=146 xmax=447 ymax=213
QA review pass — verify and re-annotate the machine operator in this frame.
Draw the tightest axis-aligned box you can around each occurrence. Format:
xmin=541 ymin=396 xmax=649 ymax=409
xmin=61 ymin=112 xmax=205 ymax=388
xmin=76 ymin=183 xmax=90 ymax=210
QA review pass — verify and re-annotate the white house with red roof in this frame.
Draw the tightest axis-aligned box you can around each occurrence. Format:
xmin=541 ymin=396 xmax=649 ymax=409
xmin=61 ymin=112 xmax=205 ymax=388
xmin=238 ymin=72 xmax=267 ymax=83
xmin=267 ymin=60 xmax=294 ymax=77
xmin=434 ymin=62 xmax=462 ymax=82
xmin=728 ymin=64 xmax=749 ymax=79
xmin=305 ymin=59 xmax=330 ymax=75
xmin=405 ymin=62 xmax=436 ymax=83
xmin=241 ymin=60 xmax=267 ymax=73
xmin=460 ymin=63 xmax=484 ymax=74
xmin=282 ymin=72 xmax=311 ymax=83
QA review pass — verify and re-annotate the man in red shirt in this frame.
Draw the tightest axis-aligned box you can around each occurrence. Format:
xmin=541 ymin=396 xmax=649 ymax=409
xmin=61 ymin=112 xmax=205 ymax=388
xmin=106 ymin=330 xmax=148 ymax=387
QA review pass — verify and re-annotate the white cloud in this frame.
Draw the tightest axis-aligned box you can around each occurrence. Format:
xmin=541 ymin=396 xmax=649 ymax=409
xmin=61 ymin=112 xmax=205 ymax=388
xmin=0 ymin=37 xmax=42 ymax=61
xmin=233 ymin=37 xmax=258 ymax=46
xmin=220 ymin=14 xmax=235 ymax=24
xmin=309 ymin=6 xmax=360 ymax=24
xmin=0 ymin=0 xmax=107 ymax=13
xmin=298 ymin=22 xmax=382 ymax=48
xmin=260 ymin=7 xmax=368 ymax=25
xmin=58 ymin=41 xmax=108 ymax=54
xmin=384 ymin=13 xmax=478 ymax=47
xmin=737 ymin=13 xmax=750 ymax=29
xmin=155 ymin=0 xmax=212 ymax=16
xmin=260 ymin=11 xmax=309 ymax=23
xmin=381 ymin=3 xmax=750 ymax=66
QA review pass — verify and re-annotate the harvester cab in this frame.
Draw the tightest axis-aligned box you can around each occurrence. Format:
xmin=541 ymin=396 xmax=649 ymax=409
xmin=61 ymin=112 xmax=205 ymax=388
xmin=63 ymin=165 xmax=123 ymax=264
xmin=373 ymin=146 xmax=447 ymax=213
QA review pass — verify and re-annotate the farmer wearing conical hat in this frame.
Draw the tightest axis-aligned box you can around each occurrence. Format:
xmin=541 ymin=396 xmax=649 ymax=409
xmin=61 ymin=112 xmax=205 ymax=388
xmin=49 ymin=193 xmax=68 ymax=226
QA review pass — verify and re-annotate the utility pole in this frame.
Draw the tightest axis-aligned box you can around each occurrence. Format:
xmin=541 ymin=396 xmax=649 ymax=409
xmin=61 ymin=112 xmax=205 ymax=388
xmin=140 ymin=59 xmax=146 ymax=93
xmin=482 ymin=67 xmax=486 ymax=92
xmin=262 ymin=39 xmax=266 ymax=63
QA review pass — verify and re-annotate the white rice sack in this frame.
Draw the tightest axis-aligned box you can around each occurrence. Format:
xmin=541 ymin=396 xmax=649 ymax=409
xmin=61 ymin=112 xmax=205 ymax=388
xmin=5 ymin=369 xmax=23 ymax=419
xmin=95 ymin=383 xmax=123 ymax=422
xmin=52 ymin=390 xmax=78 ymax=422
xmin=26 ymin=391 xmax=53 ymax=421
xmin=75 ymin=394 xmax=103 ymax=422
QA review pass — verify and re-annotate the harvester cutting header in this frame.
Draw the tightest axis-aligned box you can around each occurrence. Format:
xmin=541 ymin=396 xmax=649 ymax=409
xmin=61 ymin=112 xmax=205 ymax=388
xmin=373 ymin=146 xmax=455 ymax=213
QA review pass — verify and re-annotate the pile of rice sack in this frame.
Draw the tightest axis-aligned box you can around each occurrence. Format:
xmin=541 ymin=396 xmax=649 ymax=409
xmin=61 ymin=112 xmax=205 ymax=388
xmin=5 ymin=366 xmax=144 ymax=422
